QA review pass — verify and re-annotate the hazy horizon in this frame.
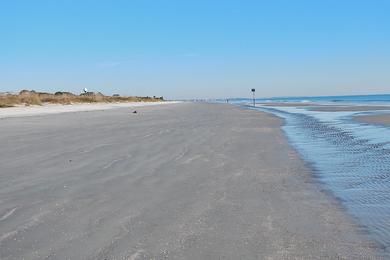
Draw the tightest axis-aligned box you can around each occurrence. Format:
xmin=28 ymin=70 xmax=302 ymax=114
xmin=1 ymin=1 xmax=390 ymax=99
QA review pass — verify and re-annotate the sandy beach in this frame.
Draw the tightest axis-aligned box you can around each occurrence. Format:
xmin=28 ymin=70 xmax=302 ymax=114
xmin=0 ymin=101 xmax=180 ymax=119
xmin=0 ymin=103 xmax=385 ymax=259
xmin=259 ymin=102 xmax=390 ymax=112
xmin=308 ymin=105 xmax=390 ymax=112
xmin=354 ymin=113 xmax=390 ymax=126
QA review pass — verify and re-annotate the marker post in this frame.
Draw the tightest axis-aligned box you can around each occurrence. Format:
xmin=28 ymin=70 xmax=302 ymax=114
xmin=251 ymin=88 xmax=256 ymax=107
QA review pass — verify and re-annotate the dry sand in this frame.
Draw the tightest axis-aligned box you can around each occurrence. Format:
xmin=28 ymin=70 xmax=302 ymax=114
xmin=0 ymin=103 xmax=385 ymax=259
xmin=0 ymin=101 xmax=180 ymax=119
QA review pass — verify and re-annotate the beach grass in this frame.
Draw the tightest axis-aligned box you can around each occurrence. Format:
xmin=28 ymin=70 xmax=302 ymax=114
xmin=0 ymin=90 xmax=163 ymax=107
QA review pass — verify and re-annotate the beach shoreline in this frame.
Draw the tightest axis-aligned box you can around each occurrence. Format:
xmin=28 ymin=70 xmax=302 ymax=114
xmin=354 ymin=113 xmax=390 ymax=126
xmin=0 ymin=103 xmax=385 ymax=259
xmin=258 ymin=102 xmax=390 ymax=112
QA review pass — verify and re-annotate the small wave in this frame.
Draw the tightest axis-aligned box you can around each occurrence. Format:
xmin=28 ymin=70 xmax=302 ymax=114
xmin=257 ymin=105 xmax=390 ymax=254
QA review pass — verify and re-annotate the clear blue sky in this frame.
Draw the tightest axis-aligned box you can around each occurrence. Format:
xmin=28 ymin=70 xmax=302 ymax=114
xmin=1 ymin=0 xmax=390 ymax=99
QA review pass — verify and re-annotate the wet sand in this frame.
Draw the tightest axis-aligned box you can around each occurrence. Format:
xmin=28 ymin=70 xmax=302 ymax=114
xmin=259 ymin=102 xmax=314 ymax=107
xmin=354 ymin=113 xmax=390 ymax=126
xmin=307 ymin=105 xmax=390 ymax=112
xmin=259 ymin=102 xmax=390 ymax=112
xmin=0 ymin=103 xmax=385 ymax=259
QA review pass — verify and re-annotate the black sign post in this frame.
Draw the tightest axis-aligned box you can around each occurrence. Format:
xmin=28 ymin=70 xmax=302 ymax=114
xmin=251 ymin=88 xmax=256 ymax=107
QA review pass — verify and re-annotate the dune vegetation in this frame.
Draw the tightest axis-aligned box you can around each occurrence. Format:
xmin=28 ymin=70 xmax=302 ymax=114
xmin=0 ymin=90 xmax=164 ymax=107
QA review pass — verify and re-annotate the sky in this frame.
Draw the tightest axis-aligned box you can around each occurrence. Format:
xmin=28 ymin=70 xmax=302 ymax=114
xmin=1 ymin=0 xmax=390 ymax=99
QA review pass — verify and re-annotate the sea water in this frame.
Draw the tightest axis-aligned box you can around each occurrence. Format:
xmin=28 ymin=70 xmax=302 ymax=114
xmin=227 ymin=93 xmax=390 ymax=105
xmin=231 ymin=95 xmax=390 ymax=253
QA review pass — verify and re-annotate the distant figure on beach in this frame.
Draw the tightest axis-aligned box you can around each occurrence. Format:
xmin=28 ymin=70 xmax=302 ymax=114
xmin=226 ymin=99 xmax=229 ymax=103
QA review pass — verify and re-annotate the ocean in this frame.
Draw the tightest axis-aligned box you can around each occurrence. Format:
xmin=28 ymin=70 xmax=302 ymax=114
xmin=227 ymin=93 xmax=390 ymax=105
xmin=231 ymin=94 xmax=390 ymax=253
